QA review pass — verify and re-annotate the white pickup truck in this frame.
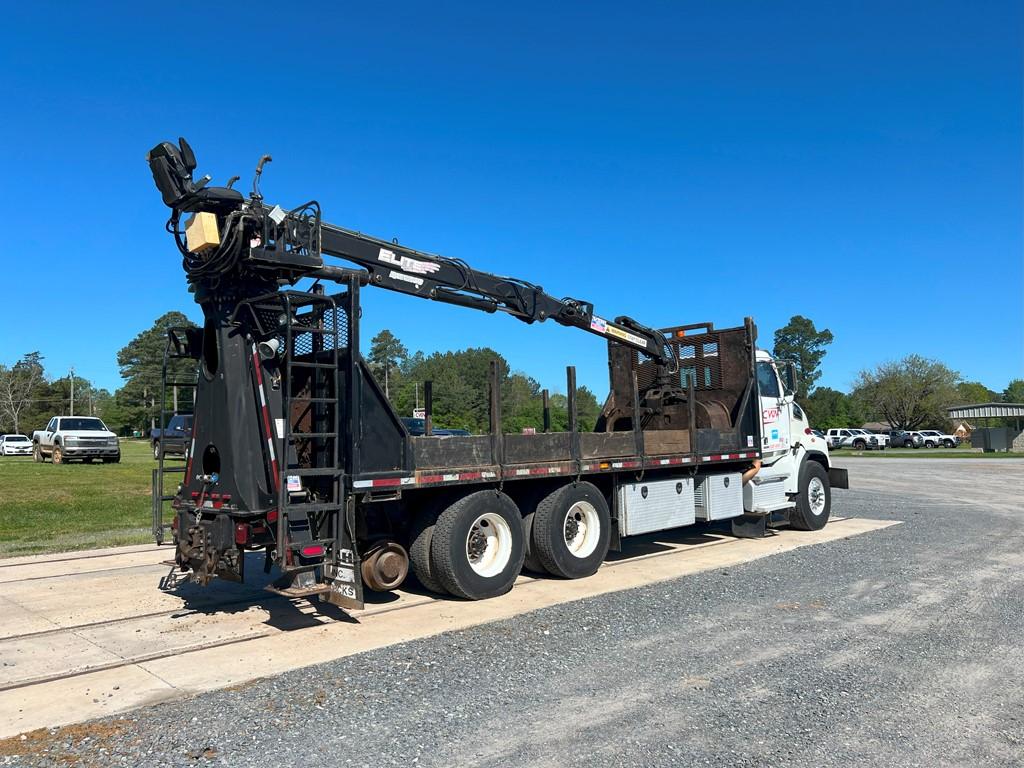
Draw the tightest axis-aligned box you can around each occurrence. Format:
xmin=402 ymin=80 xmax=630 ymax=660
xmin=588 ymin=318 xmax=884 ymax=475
xmin=32 ymin=416 xmax=121 ymax=464
xmin=825 ymin=428 xmax=887 ymax=450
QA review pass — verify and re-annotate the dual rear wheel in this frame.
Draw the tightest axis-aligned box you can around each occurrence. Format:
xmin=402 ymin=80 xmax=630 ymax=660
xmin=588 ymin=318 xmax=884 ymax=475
xmin=409 ymin=482 xmax=612 ymax=601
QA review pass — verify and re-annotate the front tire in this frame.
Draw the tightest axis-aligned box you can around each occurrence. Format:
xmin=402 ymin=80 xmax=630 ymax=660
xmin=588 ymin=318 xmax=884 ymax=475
xmin=942 ymin=439 xmax=955 ymax=448
xmin=531 ymin=482 xmax=611 ymax=579
xmin=153 ymin=441 xmax=162 ymax=460
xmin=789 ymin=461 xmax=831 ymax=531
xmin=52 ymin=445 xmax=64 ymax=465
xmin=431 ymin=491 xmax=524 ymax=600
xmin=853 ymin=439 xmax=866 ymax=451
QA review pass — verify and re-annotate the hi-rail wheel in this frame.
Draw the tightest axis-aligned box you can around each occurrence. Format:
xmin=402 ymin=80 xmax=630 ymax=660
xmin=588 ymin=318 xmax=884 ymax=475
xmin=531 ymin=482 xmax=611 ymax=579
xmin=431 ymin=491 xmax=524 ymax=600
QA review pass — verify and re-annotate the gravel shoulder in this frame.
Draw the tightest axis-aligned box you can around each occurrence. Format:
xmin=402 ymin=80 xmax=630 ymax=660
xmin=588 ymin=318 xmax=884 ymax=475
xmin=4 ymin=458 xmax=1023 ymax=768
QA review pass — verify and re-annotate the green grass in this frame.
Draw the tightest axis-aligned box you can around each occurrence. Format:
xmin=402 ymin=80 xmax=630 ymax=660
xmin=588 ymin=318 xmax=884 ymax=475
xmin=0 ymin=440 xmax=173 ymax=557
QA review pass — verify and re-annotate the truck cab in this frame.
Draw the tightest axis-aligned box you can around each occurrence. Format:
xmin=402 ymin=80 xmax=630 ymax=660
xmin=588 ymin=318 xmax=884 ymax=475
xmin=750 ymin=351 xmax=842 ymax=524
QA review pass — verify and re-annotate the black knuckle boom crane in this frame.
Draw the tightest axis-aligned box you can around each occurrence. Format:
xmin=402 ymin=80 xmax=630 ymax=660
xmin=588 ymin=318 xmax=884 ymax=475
xmin=147 ymin=138 xmax=835 ymax=608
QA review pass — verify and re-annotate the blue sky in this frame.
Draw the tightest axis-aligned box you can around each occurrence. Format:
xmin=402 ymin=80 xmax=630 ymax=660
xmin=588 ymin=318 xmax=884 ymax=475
xmin=1 ymin=2 xmax=1021 ymax=399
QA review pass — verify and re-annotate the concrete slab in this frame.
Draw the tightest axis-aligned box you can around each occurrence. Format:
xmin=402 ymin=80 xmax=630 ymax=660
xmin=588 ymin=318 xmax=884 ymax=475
xmin=0 ymin=517 xmax=897 ymax=738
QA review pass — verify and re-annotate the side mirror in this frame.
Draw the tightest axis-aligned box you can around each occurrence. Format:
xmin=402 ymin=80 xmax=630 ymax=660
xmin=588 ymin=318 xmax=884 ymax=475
xmin=781 ymin=361 xmax=799 ymax=396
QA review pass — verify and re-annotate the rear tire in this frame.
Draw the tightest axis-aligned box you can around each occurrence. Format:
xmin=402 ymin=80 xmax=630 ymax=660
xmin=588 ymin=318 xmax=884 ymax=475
xmin=531 ymin=482 xmax=611 ymax=579
xmin=520 ymin=512 xmax=546 ymax=573
xmin=153 ymin=441 xmax=162 ymax=460
xmin=789 ymin=461 xmax=831 ymax=531
xmin=408 ymin=511 xmax=447 ymax=595
xmin=33 ymin=444 xmax=43 ymax=463
xmin=431 ymin=491 xmax=524 ymax=600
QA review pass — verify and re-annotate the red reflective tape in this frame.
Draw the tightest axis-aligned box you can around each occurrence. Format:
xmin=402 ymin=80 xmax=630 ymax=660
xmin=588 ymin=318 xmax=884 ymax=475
xmin=301 ymin=545 xmax=324 ymax=557
xmin=418 ymin=474 xmax=444 ymax=485
xmin=459 ymin=472 xmax=482 ymax=481
xmin=373 ymin=477 xmax=403 ymax=488
xmin=251 ymin=346 xmax=280 ymax=491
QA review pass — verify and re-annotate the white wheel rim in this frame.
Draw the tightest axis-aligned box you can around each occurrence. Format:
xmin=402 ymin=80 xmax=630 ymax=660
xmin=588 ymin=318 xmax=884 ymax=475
xmin=563 ymin=501 xmax=601 ymax=559
xmin=808 ymin=477 xmax=826 ymax=516
xmin=465 ymin=512 xmax=513 ymax=577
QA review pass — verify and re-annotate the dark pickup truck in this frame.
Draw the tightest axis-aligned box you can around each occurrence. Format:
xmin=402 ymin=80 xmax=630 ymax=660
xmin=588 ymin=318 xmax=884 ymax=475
xmin=151 ymin=414 xmax=192 ymax=459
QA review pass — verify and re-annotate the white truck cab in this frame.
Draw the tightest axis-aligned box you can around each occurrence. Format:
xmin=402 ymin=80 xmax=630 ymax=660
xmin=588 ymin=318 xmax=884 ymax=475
xmin=744 ymin=350 xmax=845 ymax=532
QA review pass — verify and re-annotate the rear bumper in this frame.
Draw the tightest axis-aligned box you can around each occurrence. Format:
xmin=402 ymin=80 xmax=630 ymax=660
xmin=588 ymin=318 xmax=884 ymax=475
xmin=828 ymin=467 xmax=849 ymax=490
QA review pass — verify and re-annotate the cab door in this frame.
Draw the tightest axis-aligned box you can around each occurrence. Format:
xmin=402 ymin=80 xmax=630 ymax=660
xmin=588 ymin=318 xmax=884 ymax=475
xmin=757 ymin=360 xmax=791 ymax=462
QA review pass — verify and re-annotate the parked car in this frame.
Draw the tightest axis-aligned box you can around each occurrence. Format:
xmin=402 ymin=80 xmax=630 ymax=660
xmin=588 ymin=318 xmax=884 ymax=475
xmin=400 ymin=417 xmax=470 ymax=436
xmin=889 ymin=430 xmax=923 ymax=449
xmin=32 ymin=416 xmax=120 ymax=464
xmin=851 ymin=428 xmax=888 ymax=448
xmin=825 ymin=428 xmax=880 ymax=450
xmin=151 ymin=414 xmax=193 ymax=459
xmin=917 ymin=429 xmax=959 ymax=448
xmin=0 ymin=434 xmax=32 ymax=456
xmin=810 ymin=428 xmax=826 ymax=440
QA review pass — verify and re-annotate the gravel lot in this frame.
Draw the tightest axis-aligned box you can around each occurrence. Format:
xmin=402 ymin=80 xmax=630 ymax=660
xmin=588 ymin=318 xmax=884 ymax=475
xmin=4 ymin=458 xmax=1022 ymax=768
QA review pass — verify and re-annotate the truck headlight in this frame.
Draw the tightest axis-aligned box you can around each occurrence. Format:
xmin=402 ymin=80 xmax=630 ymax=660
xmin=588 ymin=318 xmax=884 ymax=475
xmin=65 ymin=437 xmax=79 ymax=447
xmin=108 ymin=437 xmax=118 ymax=447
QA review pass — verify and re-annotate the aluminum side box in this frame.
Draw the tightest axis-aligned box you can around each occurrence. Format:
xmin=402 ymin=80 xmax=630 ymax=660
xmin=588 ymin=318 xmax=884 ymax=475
xmin=617 ymin=478 xmax=696 ymax=536
xmin=695 ymin=472 xmax=743 ymax=521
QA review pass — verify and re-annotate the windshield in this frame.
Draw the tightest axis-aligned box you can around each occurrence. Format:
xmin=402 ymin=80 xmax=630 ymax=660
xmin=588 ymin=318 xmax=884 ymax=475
xmin=60 ymin=418 xmax=107 ymax=431
xmin=6 ymin=435 xmax=29 ymax=443
xmin=402 ymin=418 xmax=425 ymax=430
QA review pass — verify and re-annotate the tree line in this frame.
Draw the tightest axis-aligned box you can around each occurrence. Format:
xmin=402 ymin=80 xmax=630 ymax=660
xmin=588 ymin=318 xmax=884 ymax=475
xmin=366 ymin=329 xmax=601 ymax=433
xmin=1 ymin=311 xmax=1020 ymax=436
xmin=0 ymin=312 xmax=197 ymax=436
xmin=773 ymin=315 xmax=1023 ymax=430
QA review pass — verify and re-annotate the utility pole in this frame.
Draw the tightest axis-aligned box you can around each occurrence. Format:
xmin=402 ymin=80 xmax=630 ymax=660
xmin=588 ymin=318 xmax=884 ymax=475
xmin=69 ymin=366 xmax=75 ymax=416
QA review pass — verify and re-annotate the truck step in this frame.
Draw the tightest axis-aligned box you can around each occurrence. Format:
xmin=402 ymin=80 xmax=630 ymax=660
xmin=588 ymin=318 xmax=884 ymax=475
xmin=264 ymin=581 xmax=331 ymax=598
xmin=282 ymin=502 xmax=342 ymax=513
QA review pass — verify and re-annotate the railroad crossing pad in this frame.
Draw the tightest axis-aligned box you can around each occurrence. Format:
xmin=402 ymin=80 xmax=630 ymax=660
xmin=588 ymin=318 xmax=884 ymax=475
xmin=0 ymin=517 xmax=897 ymax=738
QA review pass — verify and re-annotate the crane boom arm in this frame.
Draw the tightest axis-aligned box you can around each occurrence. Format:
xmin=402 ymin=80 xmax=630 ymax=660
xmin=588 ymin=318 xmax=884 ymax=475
xmin=146 ymin=137 xmax=674 ymax=368
xmin=315 ymin=221 xmax=669 ymax=364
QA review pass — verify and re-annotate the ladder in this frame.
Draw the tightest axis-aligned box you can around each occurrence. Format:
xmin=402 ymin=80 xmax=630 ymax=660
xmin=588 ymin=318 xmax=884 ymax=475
xmin=152 ymin=327 xmax=199 ymax=545
xmin=252 ymin=289 xmax=345 ymax=597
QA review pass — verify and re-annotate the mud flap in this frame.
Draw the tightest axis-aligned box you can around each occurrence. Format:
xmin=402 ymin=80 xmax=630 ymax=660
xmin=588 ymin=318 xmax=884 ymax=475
xmin=828 ymin=467 xmax=849 ymax=490
xmin=731 ymin=513 xmax=767 ymax=538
